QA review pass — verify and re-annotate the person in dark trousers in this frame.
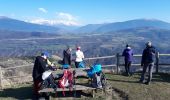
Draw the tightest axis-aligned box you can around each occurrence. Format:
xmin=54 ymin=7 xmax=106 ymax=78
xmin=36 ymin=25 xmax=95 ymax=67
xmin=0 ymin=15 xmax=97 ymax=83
xmin=122 ymin=44 xmax=133 ymax=76
xmin=140 ymin=41 xmax=156 ymax=85
xmin=32 ymin=52 xmax=49 ymax=98
xmin=75 ymin=46 xmax=84 ymax=68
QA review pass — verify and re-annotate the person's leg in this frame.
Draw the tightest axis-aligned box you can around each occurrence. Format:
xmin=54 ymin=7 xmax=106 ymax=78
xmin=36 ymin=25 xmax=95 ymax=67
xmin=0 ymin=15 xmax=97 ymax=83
xmin=147 ymin=63 xmax=154 ymax=84
xmin=75 ymin=62 xmax=79 ymax=68
xmin=33 ymin=80 xmax=41 ymax=99
xmin=128 ymin=61 xmax=132 ymax=75
xmin=140 ymin=63 xmax=148 ymax=82
xmin=125 ymin=61 xmax=128 ymax=75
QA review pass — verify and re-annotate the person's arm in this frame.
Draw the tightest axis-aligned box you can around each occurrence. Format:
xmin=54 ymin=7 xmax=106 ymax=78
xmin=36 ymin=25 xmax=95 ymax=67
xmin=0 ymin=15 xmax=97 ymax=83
xmin=47 ymin=59 xmax=54 ymax=66
xmin=141 ymin=50 xmax=145 ymax=66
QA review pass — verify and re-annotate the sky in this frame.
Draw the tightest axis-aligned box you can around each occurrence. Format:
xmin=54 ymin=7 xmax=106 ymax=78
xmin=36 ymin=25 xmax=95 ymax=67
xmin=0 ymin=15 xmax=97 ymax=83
xmin=0 ymin=0 xmax=170 ymax=26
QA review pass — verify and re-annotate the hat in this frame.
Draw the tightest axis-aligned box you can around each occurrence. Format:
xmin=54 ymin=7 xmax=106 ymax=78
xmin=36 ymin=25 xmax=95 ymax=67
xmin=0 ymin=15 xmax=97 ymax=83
xmin=77 ymin=46 xmax=81 ymax=50
xmin=146 ymin=41 xmax=152 ymax=47
xmin=126 ymin=44 xmax=129 ymax=47
xmin=41 ymin=51 xmax=50 ymax=57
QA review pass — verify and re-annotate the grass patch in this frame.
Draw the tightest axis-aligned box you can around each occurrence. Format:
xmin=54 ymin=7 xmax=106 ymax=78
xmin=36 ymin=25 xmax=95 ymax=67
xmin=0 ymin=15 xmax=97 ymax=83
xmin=0 ymin=83 xmax=33 ymax=100
xmin=0 ymin=73 xmax=170 ymax=100
xmin=106 ymin=73 xmax=170 ymax=100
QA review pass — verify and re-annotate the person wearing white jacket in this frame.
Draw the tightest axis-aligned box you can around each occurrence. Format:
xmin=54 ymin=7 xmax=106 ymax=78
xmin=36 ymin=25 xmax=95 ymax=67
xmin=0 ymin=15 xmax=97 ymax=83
xmin=75 ymin=46 xmax=85 ymax=68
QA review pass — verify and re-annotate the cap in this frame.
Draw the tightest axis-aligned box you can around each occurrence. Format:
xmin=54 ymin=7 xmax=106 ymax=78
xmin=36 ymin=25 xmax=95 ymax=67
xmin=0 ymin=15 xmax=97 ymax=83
xmin=77 ymin=46 xmax=81 ymax=50
xmin=41 ymin=51 xmax=50 ymax=57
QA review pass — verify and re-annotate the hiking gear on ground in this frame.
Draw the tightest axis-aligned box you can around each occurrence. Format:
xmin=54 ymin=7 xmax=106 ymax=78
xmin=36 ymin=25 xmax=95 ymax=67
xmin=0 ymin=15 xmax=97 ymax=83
xmin=78 ymin=61 xmax=85 ymax=68
xmin=41 ymin=74 xmax=57 ymax=89
xmin=91 ymin=71 xmax=106 ymax=88
xmin=58 ymin=70 xmax=73 ymax=96
xmin=87 ymin=64 xmax=102 ymax=78
xmin=62 ymin=64 xmax=70 ymax=69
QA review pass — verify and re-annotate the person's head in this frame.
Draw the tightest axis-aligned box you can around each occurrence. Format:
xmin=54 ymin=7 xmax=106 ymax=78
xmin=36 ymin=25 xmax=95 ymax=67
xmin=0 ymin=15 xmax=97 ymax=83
xmin=126 ymin=44 xmax=129 ymax=48
xmin=146 ymin=41 xmax=152 ymax=47
xmin=41 ymin=51 xmax=49 ymax=59
xmin=67 ymin=46 xmax=72 ymax=51
xmin=77 ymin=46 xmax=81 ymax=50
xmin=126 ymin=44 xmax=131 ymax=49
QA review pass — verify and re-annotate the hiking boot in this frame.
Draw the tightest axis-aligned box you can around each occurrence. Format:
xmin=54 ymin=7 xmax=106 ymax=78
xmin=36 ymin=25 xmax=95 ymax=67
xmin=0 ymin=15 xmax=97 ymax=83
xmin=139 ymin=80 xmax=145 ymax=83
xmin=144 ymin=82 xmax=150 ymax=85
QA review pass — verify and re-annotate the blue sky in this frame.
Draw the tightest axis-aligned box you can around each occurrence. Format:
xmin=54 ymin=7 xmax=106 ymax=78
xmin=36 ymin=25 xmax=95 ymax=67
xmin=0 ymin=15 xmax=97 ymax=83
xmin=0 ymin=0 xmax=170 ymax=26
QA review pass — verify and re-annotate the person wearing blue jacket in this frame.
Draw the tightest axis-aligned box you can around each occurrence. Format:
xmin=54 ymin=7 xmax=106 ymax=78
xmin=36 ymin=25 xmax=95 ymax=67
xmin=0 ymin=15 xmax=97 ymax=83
xmin=122 ymin=44 xmax=133 ymax=76
xmin=140 ymin=41 xmax=156 ymax=85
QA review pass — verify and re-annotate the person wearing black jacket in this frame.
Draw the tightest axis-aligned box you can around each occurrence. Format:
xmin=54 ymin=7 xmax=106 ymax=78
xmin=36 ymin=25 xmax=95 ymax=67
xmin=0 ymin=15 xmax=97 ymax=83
xmin=140 ymin=41 xmax=156 ymax=85
xmin=62 ymin=47 xmax=72 ymax=68
xmin=32 ymin=52 xmax=49 ymax=96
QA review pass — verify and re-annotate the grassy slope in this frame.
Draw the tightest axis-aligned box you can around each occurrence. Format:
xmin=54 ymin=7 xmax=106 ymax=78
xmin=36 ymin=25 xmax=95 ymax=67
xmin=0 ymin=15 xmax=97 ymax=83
xmin=0 ymin=73 xmax=170 ymax=100
xmin=106 ymin=73 xmax=170 ymax=100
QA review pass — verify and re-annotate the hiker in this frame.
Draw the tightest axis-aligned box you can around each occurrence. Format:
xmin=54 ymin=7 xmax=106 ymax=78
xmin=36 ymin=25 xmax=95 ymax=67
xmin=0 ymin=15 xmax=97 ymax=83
xmin=62 ymin=46 xmax=72 ymax=69
xmin=32 ymin=51 xmax=55 ymax=98
xmin=140 ymin=41 xmax=156 ymax=85
xmin=74 ymin=46 xmax=85 ymax=68
xmin=122 ymin=44 xmax=133 ymax=76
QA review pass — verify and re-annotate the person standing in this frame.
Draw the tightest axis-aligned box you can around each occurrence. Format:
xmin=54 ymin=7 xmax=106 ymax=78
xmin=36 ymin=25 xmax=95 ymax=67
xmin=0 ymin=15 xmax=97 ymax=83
xmin=140 ymin=41 xmax=156 ymax=85
xmin=122 ymin=44 xmax=133 ymax=76
xmin=62 ymin=47 xmax=72 ymax=69
xmin=75 ymin=46 xmax=85 ymax=68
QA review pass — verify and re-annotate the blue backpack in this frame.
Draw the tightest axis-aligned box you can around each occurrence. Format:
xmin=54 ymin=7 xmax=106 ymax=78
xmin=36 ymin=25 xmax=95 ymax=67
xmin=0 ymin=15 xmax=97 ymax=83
xmin=62 ymin=64 xmax=70 ymax=69
xmin=87 ymin=64 xmax=102 ymax=78
xmin=78 ymin=62 xmax=85 ymax=68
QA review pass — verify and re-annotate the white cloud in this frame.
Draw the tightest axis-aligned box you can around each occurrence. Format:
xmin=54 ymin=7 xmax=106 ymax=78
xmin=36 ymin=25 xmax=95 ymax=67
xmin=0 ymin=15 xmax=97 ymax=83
xmin=29 ymin=12 xmax=80 ymax=26
xmin=38 ymin=8 xmax=47 ymax=13
xmin=57 ymin=12 xmax=76 ymax=21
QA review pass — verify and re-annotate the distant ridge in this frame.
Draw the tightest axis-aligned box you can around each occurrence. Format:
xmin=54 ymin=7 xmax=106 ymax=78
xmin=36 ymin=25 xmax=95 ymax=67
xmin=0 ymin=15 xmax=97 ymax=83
xmin=1 ymin=17 xmax=170 ymax=35
xmin=75 ymin=19 xmax=170 ymax=34
xmin=0 ymin=16 xmax=65 ymax=34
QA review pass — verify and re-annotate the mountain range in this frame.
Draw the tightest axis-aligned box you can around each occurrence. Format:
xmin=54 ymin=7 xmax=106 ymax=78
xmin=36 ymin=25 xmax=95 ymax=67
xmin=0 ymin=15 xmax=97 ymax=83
xmin=1 ymin=16 xmax=170 ymax=57
xmin=0 ymin=16 xmax=65 ymax=34
xmin=75 ymin=19 xmax=170 ymax=33
xmin=1 ymin=16 xmax=170 ymax=36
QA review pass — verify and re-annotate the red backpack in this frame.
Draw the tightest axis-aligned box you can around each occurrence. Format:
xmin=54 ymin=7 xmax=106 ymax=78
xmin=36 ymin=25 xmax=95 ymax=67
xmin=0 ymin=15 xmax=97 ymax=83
xmin=58 ymin=70 xmax=73 ymax=96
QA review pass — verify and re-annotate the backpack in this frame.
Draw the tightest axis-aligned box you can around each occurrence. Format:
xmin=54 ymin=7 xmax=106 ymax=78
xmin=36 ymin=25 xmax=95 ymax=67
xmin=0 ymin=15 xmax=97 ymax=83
xmin=58 ymin=70 xmax=73 ymax=96
xmin=41 ymin=71 xmax=57 ymax=89
xmin=91 ymin=71 xmax=106 ymax=89
xmin=62 ymin=64 xmax=70 ymax=69
xmin=40 ymin=73 xmax=57 ymax=97
xmin=87 ymin=64 xmax=102 ymax=78
xmin=78 ymin=61 xmax=85 ymax=68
